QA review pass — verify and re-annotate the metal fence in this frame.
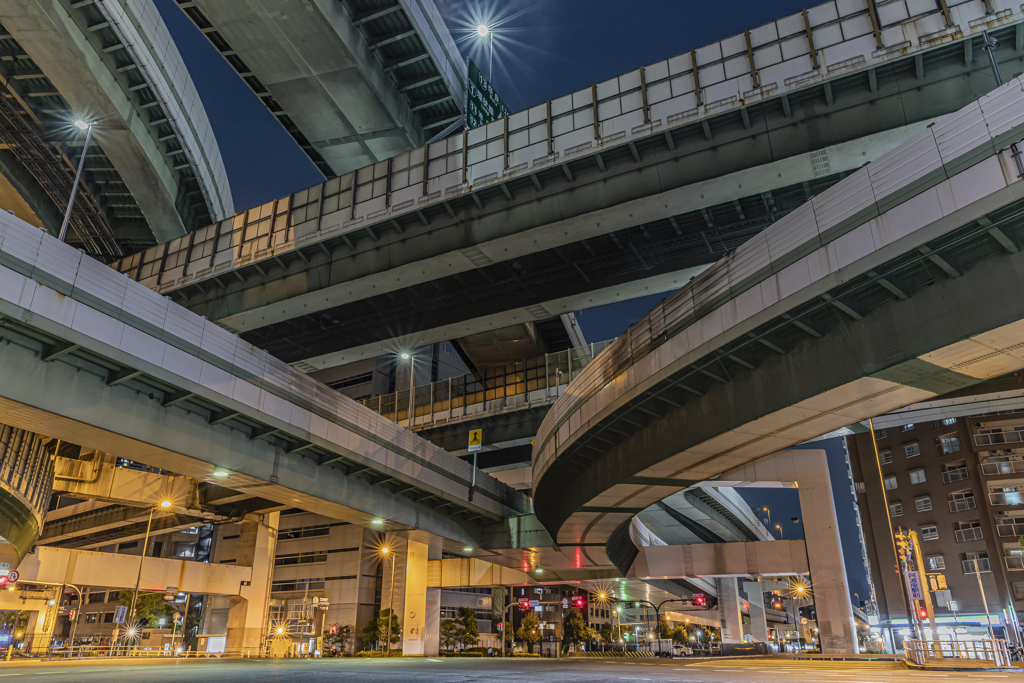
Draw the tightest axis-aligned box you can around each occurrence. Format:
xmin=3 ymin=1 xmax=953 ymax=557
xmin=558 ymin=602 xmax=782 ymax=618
xmin=982 ymin=460 xmax=1024 ymax=476
xmin=903 ymin=639 xmax=1011 ymax=668
xmin=362 ymin=341 xmax=611 ymax=428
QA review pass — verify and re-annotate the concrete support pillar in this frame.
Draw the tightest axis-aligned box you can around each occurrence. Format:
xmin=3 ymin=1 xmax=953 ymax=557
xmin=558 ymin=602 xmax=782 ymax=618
xmin=424 ymin=588 xmax=440 ymax=656
xmin=717 ymin=577 xmax=744 ymax=644
xmin=24 ymin=600 xmax=58 ymax=655
xmin=743 ymin=580 xmax=787 ymax=644
xmin=401 ymin=540 xmax=429 ymax=655
xmin=0 ymin=424 xmax=55 ymax=570
xmin=225 ymin=511 xmax=278 ymax=656
xmin=719 ymin=449 xmax=859 ymax=654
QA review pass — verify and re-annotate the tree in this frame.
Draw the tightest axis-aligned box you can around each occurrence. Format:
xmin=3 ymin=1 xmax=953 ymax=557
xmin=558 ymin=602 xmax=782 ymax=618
xmin=455 ymin=607 xmax=479 ymax=650
xmin=561 ymin=608 xmax=596 ymax=652
xmin=439 ymin=619 xmax=458 ymax=653
xmin=360 ymin=618 xmax=380 ymax=650
xmin=515 ymin=611 xmax=542 ymax=654
xmin=324 ymin=624 xmax=351 ymax=654
xmin=117 ymin=591 xmax=175 ymax=629
xmin=378 ymin=608 xmax=401 ymax=648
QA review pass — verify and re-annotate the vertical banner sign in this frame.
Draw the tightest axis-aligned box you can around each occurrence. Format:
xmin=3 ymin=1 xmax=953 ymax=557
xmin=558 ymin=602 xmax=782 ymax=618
xmin=905 ymin=571 xmax=925 ymax=600
xmin=113 ymin=605 xmax=128 ymax=624
xmin=466 ymin=58 xmax=511 ymax=129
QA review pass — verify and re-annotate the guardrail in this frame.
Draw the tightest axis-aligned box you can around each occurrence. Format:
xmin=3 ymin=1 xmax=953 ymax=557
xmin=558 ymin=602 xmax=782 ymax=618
xmin=942 ymin=467 xmax=970 ymax=484
xmin=954 ymin=527 xmax=984 ymax=543
xmin=949 ymin=497 xmax=978 ymax=512
xmin=982 ymin=460 xmax=1024 ymax=475
xmin=903 ymin=638 xmax=1011 ymax=668
xmin=990 ymin=491 xmax=1024 ymax=506
xmin=45 ymin=645 xmax=224 ymax=659
xmin=997 ymin=521 xmax=1024 ymax=537
xmin=361 ymin=341 xmax=611 ymax=429
xmin=975 ymin=430 xmax=1024 ymax=447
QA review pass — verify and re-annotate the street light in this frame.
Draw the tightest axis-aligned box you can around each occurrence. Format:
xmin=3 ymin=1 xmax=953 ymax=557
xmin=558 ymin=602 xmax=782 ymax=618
xmin=775 ymin=524 xmax=784 ymax=540
xmin=400 ymin=352 xmax=416 ymax=430
xmin=59 ymin=120 xmax=93 ymax=243
xmin=379 ymin=545 xmax=400 ymax=656
xmin=128 ymin=500 xmax=172 ymax=630
xmin=476 ymin=24 xmax=495 ymax=82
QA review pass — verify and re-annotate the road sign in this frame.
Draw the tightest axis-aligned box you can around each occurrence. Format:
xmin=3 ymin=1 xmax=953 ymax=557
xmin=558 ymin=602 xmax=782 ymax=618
xmin=562 ymin=598 xmax=568 ymax=609
xmin=529 ymin=600 xmax=539 ymax=607
xmin=468 ymin=429 xmax=482 ymax=452
xmin=6 ymin=571 xmax=18 ymax=583
xmin=466 ymin=58 xmax=511 ymax=130
xmin=949 ymin=600 xmax=959 ymax=612
xmin=905 ymin=571 xmax=925 ymax=600
xmin=113 ymin=605 xmax=128 ymax=624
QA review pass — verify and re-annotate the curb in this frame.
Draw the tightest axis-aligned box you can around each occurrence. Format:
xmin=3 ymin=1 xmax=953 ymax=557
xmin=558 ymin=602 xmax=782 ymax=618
xmin=903 ymin=660 xmax=1023 ymax=673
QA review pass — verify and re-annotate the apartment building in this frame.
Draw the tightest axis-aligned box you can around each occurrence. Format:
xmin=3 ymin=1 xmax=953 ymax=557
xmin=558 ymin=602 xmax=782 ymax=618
xmin=846 ymin=412 xmax=1024 ymax=644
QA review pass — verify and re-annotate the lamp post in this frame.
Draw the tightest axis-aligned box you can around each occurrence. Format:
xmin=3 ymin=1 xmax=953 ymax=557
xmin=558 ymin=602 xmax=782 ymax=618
xmin=59 ymin=120 xmax=93 ymax=243
xmin=400 ymin=352 xmax=415 ymax=430
xmin=476 ymin=24 xmax=494 ymax=82
xmin=762 ymin=506 xmax=771 ymax=526
xmin=380 ymin=546 xmax=399 ymax=656
xmin=128 ymin=500 xmax=171 ymax=625
xmin=775 ymin=524 xmax=784 ymax=540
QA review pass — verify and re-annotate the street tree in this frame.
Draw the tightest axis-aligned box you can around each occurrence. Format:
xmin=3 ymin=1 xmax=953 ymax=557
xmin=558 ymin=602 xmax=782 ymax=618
xmin=360 ymin=618 xmax=380 ymax=650
xmin=117 ymin=591 xmax=175 ymax=628
xmin=516 ymin=611 xmax=542 ymax=654
xmin=378 ymin=608 xmax=401 ymax=648
xmin=561 ymin=607 xmax=596 ymax=652
xmin=455 ymin=606 xmax=479 ymax=650
xmin=324 ymin=624 xmax=351 ymax=654
xmin=440 ymin=619 xmax=458 ymax=653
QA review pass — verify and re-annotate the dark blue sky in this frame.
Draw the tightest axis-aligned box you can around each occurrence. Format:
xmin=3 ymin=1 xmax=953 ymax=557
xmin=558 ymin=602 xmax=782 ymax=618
xmin=153 ymin=0 xmax=869 ymax=602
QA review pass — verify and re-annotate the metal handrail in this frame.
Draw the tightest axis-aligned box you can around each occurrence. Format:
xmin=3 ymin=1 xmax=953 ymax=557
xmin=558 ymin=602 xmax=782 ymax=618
xmin=962 ymin=557 xmax=992 ymax=573
xmin=990 ymin=491 xmax=1024 ymax=506
xmin=903 ymin=638 xmax=1011 ymax=667
xmin=996 ymin=521 xmax=1024 ymax=537
xmin=954 ymin=527 xmax=984 ymax=543
xmin=949 ymin=496 xmax=977 ymax=512
xmin=1005 ymin=555 xmax=1024 ymax=571
xmin=976 ymin=430 xmax=1024 ymax=447
xmin=982 ymin=460 xmax=1024 ymax=475
xmin=942 ymin=467 xmax=969 ymax=484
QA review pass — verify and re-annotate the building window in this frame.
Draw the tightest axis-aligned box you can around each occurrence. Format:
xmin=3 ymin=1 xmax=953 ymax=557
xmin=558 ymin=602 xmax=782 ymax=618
xmin=921 ymin=525 xmax=939 ymax=541
xmin=889 ymin=502 xmax=904 ymax=517
xmin=954 ymin=522 xmax=984 ymax=543
xmin=927 ymin=556 xmax=945 ymax=571
xmin=909 ymin=469 xmax=927 ymax=485
xmin=103 ymin=612 xmax=114 ymax=623
xmin=900 ymin=424 xmax=915 ymax=432
xmin=884 ymin=475 xmax=898 ymax=490
xmin=87 ymin=592 xmax=106 ymax=604
xmin=905 ymin=443 xmax=921 ymax=458
xmin=118 ymin=541 xmax=138 ymax=551
xmin=327 ymin=371 xmax=374 ymax=391
xmin=963 ymin=552 xmax=991 ymax=574
xmin=876 ymin=429 xmax=888 ymax=439
xmin=937 ymin=436 xmax=962 ymax=455
xmin=879 ymin=450 xmax=892 ymax=465
xmin=1013 ymin=581 xmax=1024 ymax=601
xmin=85 ymin=613 xmax=98 ymax=624
xmin=915 ymin=497 xmax=932 ymax=513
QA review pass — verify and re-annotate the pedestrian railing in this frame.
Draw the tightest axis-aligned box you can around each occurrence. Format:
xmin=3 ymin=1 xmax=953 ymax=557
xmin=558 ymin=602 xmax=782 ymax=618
xmin=45 ymin=645 xmax=223 ymax=659
xmin=903 ymin=639 xmax=1012 ymax=668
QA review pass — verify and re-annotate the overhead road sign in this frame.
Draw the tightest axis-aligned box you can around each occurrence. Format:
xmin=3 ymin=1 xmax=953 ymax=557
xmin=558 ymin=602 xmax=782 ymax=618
xmin=466 ymin=58 xmax=510 ymax=129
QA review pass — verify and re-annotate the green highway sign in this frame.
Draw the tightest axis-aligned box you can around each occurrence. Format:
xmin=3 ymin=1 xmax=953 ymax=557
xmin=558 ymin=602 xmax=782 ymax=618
xmin=466 ymin=58 xmax=511 ymax=129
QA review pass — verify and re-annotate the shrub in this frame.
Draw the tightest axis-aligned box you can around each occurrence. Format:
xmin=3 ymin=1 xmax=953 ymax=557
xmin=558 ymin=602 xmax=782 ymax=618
xmin=514 ymin=652 xmax=541 ymax=657
xmin=458 ymin=652 xmax=483 ymax=657
xmin=355 ymin=649 xmax=403 ymax=658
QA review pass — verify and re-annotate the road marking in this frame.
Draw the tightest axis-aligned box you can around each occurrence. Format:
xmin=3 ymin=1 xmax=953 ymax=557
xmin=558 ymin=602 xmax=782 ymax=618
xmin=426 ymin=658 xmax=442 ymax=662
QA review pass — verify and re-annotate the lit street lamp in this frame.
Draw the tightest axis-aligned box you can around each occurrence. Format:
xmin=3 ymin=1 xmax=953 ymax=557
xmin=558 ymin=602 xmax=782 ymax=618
xmin=128 ymin=500 xmax=172 ymax=625
xmin=775 ymin=524 xmax=784 ymax=540
xmin=476 ymin=24 xmax=494 ymax=83
xmin=59 ymin=119 xmax=93 ymax=243
xmin=379 ymin=545 xmax=400 ymax=656
xmin=400 ymin=352 xmax=415 ymax=430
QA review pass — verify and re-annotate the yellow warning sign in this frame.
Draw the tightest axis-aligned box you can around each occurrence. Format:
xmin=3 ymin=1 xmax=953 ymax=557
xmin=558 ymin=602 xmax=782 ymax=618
xmin=468 ymin=429 xmax=482 ymax=452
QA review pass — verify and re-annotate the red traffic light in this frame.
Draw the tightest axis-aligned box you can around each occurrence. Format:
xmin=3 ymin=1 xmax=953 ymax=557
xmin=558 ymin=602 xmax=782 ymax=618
xmin=496 ymin=622 xmax=502 ymax=631
xmin=572 ymin=596 xmax=586 ymax=610
xmin=919 ymin=607 xmax=928 ymax=619
xmin=329 ymin=623 xmax=338 ymax=634
xmin=518 ymin=598 xmax=531 ymax=611
xmin=693 ymin=594 xmax=706 ymax=608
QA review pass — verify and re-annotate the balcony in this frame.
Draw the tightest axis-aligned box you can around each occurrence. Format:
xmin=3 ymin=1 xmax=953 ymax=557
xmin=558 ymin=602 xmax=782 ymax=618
xmin=990 ymin=491 xmax=1024 ymax=506
xmin=954 ymin=527 xmax=984 ymax=543
xmin=1006 ymin=556 xmax=1024 ymax=571
xmin=942 ymin=467 xmax=970 ymax=484
xmin=949 ymin=497 xmax=978 ymax=512
xmin=963 ymin=558 xmax=992 ymax=574
xmin=975 ymin=430 xmax=1024 ymax=447
xmin=997 ymin=521 xmax=1024 ymax=537
xmin=982 ymin=460 xmax=1024 ymax=476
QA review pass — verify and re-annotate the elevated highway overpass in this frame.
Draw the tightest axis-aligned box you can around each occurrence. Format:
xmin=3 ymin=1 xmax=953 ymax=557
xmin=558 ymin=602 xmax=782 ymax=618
xmin=110 ymin=0 xmax=1024 ymax=371
xmin=0 ymin=211 xmax=528 ymax=567
xmin=0 ymin=0 xmax=234 ymax=254
xmin=531 ymin=72 xmax=1024 ymax=621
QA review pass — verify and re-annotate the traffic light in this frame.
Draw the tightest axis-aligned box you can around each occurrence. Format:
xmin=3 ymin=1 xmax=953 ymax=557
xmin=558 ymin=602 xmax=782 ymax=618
xmin=329 ymin=623 xmax=338 ymax=634
xmin=771 ymin=597 xmax=783 ymax=610
xmin=693 ymin=594 xmax=706 ymax=608
xmin=572 ymin=595 xmax=586 ymax=610
xmin=518 ymin=597 xmax=531 ymax=611
xmin=496 ymin=622 xmax=502 ymax=631
xmin=894 ymin=532 xmax=911 ymax=562
xmin=919 ymin=607 xmax=928 ymax=619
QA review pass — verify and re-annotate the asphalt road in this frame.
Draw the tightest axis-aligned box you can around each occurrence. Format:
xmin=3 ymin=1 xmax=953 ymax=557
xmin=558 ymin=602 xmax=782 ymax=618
xmin=0 ymin=658 xmax=1014 ymax=682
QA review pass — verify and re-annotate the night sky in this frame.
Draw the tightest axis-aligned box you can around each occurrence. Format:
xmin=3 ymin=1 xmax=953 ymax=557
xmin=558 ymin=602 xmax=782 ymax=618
xmin=152 ymin=0 xmax=870 ymax=602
